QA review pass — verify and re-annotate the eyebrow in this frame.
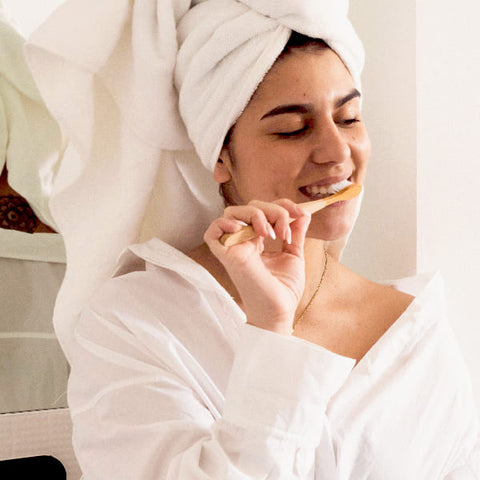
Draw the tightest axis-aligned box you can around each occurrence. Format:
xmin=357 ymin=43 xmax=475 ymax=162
xmin=260 ymin=104 xmax=312 ymax=120
xmin=335 ymin=88 xmax=361 ymax=108
xmin=260 ymin=89 xmax=361 ymax=120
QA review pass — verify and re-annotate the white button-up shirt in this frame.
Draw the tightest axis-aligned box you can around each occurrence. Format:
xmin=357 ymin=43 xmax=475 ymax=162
xmin=68 ymin=238 xmax=480 ymax=479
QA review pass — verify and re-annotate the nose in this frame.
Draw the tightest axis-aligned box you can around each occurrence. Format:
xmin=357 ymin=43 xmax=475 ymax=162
xmin=308 ymin=119 xmax=350 ymax=165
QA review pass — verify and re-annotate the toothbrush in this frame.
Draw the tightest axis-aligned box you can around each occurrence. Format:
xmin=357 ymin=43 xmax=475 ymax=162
xmin=220 ymin=183 xmax=363 ymax=247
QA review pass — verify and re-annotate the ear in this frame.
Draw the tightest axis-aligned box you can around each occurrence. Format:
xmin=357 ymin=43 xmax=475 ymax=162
xmin=213 ymin=146 xmax=233 ymax=183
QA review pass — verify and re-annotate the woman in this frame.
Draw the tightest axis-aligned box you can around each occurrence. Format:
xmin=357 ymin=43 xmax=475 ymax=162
xmin=26 ymin=1 xmax=479 ymax=478
xmin=66 ymin=35 xmax=478 ymax=480
xmin=191 ymin=39 xmax=413 ymax=355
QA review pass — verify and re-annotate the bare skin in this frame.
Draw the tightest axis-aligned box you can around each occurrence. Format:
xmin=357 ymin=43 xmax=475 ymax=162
xmin=189 ymin=48 xmax=413 ymax=364
xmin=190 ymin=239 xmax=412 ymax=364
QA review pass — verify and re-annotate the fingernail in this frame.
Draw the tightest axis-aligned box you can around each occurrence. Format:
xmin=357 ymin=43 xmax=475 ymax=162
xmin=269 ymin=224 xmax=277 ymax=240
xmin=287 ymin=227 xmax=292 ymax=244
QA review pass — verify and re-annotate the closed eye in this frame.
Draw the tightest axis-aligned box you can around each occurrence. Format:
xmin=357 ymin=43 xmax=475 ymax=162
xmin=339 ymin=118 xmax=360 ymax=126
xmin=275 ymin=125 xmax=309 ymax=137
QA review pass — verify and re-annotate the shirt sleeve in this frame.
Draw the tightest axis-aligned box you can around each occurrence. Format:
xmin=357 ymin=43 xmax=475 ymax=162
xmin=443 ymin=436 xmax=480 ymax=479
xmin=68 ymin=293 xmax=354 ymax=479
xmin=441 ymin=328 xmax=480 ymax=479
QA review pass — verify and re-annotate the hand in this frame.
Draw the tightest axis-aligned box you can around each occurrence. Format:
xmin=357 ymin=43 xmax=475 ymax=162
xmin=204 ymin=199 xmax=311 ymax=335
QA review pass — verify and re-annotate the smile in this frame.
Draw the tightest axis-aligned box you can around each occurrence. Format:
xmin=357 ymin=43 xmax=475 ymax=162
xmin=300 ymin=178 xmax=352 ymax=200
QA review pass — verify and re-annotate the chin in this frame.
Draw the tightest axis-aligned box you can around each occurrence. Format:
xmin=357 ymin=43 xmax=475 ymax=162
xmin=307 ymin=207 xmax=357 ymax=241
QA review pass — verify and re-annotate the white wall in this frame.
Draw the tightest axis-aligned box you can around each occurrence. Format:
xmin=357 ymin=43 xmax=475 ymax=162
xmin=346 ymin=0 xmax=417 ymax=281
xmin=347 ymin=1 xmax=480 ymax=411
xmin=417 ymin=0 xmax=480 ymax=409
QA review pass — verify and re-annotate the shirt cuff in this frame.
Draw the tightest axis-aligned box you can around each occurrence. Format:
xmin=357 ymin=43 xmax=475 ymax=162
xmin=223 ymin=323 xmax=355 ymax=443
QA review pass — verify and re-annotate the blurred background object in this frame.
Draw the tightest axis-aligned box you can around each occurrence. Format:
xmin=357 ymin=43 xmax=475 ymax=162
xmin=0 ymin=0 xmax=67 ymax=414
xmin=1 ymin=0 xmax=66 ymax=37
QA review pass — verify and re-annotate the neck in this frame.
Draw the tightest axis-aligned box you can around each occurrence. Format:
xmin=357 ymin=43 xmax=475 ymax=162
xmin=293 ymin=238 xmax=330 ymax=318
xmin=188 ymin=236 xmax=342 ymax=316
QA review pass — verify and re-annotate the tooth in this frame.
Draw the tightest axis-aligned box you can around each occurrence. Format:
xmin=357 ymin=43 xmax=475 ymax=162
xmin=304 ymin=179 xmax=352 ymax=197
xmin=331 ymin=179 xmax=351 ymax=193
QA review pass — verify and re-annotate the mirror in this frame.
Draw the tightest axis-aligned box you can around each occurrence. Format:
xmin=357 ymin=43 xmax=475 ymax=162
xmin=0 ymin=0 xmax=69 ymax=414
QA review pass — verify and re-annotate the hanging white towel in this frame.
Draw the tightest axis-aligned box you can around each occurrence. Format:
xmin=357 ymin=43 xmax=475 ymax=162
xmin=25 ymin=0 xmax=364 ymax=360
xmin=0 ymin=7 xmax=63 ymax=228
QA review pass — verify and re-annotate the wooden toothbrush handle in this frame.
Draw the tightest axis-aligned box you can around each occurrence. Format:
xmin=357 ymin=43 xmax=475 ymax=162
xmin=219 ymin=184 xmax=362 ymax=247
xmin=221 ymin=225 xmax=257 ymax=247
xmin=301 ymin=183 xmax=363 ymax=214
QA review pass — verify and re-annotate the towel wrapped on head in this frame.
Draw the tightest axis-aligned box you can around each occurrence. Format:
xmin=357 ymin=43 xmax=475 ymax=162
xmin=177 ymin=0 xmax=363 ymax=170
xmin=25 ymin=0 xmax=364 ymax=359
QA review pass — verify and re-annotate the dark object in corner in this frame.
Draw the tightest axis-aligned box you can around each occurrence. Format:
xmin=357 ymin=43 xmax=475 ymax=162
xmin=0 ymin=455 xmax=66 ymax=479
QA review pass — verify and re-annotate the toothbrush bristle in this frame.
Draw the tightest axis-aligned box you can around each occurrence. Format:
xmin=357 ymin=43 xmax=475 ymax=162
xmin=331 ymin=179 xmax=352 ymax=194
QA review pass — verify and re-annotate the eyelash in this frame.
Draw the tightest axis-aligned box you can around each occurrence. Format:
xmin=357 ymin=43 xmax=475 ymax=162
xmin=275 ymin=118 xmax=360 ymax=138
xmin=342 ymin=118 xmax=360 ymax=125
xmin=276 ymin=126 xmax=309 ymax=138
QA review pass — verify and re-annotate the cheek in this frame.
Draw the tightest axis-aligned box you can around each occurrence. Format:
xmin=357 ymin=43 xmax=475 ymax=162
xmin=351 ymin=131 xmax=371 ymax=178
xmin=234 ymin=161 xmax=292 ymax=201
xmin=236 ymin=141 xmax=299 ymax=180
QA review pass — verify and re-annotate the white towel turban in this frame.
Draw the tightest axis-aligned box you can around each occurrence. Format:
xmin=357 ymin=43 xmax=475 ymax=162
xmin=25 ymin=0 xmax=364 ymax=360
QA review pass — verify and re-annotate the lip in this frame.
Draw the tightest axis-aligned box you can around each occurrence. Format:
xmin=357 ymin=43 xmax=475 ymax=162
xmin=298 ymin=174 xmax=354 ymax=200
xmin=299 ymin=174 xmax=352 ymax=190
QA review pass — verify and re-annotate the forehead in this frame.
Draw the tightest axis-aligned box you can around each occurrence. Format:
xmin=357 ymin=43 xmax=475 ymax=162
xmin=248 ymin=48 xmax=355 ymax=109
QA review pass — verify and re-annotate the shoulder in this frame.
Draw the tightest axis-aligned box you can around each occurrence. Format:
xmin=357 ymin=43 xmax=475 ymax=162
xmin=81 ymin=240 xmax=210 ymax=332
xmin=72 ymin=239 xmax=243 ymax=396
xmin=75 ymin=266 xmax=194 ymax=361
xmin=370 ymin=272 xmax=472 ymax=383
xmin=383 ymin=271 xmax=446 ymax=302
xmin=333 ymin=264 xmax=416 ymax=330
xmin=76 ymin=237 xmax=244 ymax=352
xmin=356 ymin=271 xmax=445 ymax=324
xmin=365 ymin=280 xmax=414 ymax=321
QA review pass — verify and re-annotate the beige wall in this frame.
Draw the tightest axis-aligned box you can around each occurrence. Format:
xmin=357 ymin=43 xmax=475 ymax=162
xmin=346 ymin=0 xmax=417 ymax=282
xmin=417 ymin=0 xmax=480 ymax=410
xmin=347 ymin=1 xmax=480 ymax=410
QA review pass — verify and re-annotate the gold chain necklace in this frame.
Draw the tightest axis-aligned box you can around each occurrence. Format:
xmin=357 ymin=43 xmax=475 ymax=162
xmin=292 ymin=246 xmax=328 ymax=332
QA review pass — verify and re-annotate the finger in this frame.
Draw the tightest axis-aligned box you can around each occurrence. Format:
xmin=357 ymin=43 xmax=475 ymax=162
xmin=224 ymin=205 xmax=273 ymax=240
xmin=247 ymin=200 xmax=292 ymax=243
xmin=271 ymin=199 xmax=305 ymax=244
xmin=204 ymin=218 xmax=246 ymax=255
xmin=284 ymin=211 xmax=311 ymax=257
xmin=273 ymin=198 xmax=304 ymax=219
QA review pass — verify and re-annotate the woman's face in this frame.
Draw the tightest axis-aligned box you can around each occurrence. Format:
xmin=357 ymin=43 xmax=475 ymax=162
xmin=215 ymin=47 xmax=371 ymax=241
